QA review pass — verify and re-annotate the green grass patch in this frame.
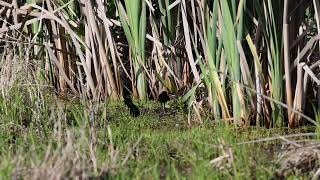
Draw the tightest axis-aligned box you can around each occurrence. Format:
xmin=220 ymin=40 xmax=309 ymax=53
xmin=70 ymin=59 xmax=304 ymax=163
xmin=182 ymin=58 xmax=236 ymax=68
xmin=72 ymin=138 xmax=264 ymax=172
xmin=0 ymin=87 xmax=318 ymax=179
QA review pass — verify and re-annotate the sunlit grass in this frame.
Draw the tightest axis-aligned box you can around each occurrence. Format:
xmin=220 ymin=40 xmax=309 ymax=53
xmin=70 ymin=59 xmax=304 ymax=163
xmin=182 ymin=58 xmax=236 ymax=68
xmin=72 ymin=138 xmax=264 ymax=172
xmin=0 ymin=86 xmax=317 ymax=179
xmin=1 ymin=0 xmax=320 ymax=179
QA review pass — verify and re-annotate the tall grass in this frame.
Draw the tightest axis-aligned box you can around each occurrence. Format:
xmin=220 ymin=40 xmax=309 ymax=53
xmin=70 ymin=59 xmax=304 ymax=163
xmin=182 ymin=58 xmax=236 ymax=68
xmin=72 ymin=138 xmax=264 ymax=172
xmin=256 ymin=1 xmax=283 ymax=127
xmin=2 ymin=1 xmax=320 ymax=179
xmin=118 ymin=0 xmax=147 ymax=100
xmin=219 ymin=0 xmax=245 ymax=125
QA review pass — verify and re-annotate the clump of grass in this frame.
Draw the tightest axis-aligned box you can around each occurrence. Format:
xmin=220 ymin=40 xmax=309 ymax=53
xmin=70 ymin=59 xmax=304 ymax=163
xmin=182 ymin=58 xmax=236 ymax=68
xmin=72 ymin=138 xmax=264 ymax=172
xmin=0 ymin=85 xmax=125 ymax=179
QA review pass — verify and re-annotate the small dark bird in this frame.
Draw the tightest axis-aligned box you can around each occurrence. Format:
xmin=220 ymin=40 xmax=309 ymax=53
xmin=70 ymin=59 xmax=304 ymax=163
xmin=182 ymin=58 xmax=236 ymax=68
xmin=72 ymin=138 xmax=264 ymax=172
xmin=124 ymin=98 xmax=140 ymax=117
xmin=128 ymin=103 xmax=140 ymax=117
xmin=158 ymin=91 xmax=170 ymax=109
xmin=124 ymin=95 xmax=133 ymax=106
xmin=121 ymin=68 xmax=140 ymax=117
xmin=123 ymin=89 xmax=140 ymax=117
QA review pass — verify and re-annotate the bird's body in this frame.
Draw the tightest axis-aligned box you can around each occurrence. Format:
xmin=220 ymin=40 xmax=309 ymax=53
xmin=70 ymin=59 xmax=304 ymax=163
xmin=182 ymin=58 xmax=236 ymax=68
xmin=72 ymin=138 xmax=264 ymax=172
xmin=124 ymin=95 xmax=133 ymax=106
xmin=123 ymin=88 xmax=140 ymax=117
xmin=128 ymin=103 xmax=140 ymax=117
xmin=158 ymin=91 xmax=170 ymax=109
xmin=121 ymin=66 xmax=140 ymax=117
xmin=124 ymin=98 xmax=140 ymax=117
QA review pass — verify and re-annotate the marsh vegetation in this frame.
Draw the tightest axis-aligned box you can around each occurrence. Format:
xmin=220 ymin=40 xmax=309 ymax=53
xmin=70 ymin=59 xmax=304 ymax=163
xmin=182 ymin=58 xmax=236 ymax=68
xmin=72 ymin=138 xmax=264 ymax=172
xmin=1 ymin=0 xmax=320 ymax=179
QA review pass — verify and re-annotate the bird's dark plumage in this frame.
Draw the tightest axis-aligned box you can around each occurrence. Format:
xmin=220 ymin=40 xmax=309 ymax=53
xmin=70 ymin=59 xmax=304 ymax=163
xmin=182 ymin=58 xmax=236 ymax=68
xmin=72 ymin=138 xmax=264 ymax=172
xmin=124 ymin=95 xmax=133 ymax=106
xmin=158 ymin=91 xmax=170 ymax=109
xmin=128 ymin=103 xmax=140 ymax=117
xmin=120 ymin=64 xmax=140 ymax=117
xmin=123 ymin=86 xmax=140 ymax=117
xmin=159 ymin=91 xmax=170 ymax=103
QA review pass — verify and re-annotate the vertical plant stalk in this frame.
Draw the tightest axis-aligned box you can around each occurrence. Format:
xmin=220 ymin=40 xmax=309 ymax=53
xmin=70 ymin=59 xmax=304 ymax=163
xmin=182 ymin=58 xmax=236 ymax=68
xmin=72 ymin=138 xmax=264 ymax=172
xmin=84 ymin=0 xmax=118 ymax=100
xmin=257 ymin=0 xmax=283 ymax=127
xmin=236 ymin=0 xmax=247 ymax=122
xmin=313 ymin=0 xmax=320 ymax=48
xmin=58 ymin=27 xmax=68 ymax=93
xmin=97 ymin=0 xmax=119 ymax=96
xmin=220 ymin=0 xmax=242 ymax=124
xmin=312 ymin=0 xmax=320 ymax=109
xmin=45 ymin=0 xmax=66 ymax=93
xmin=291 ymin=7 xmax=305 ymax=124
xmin=204 ymin=0 xmax=230 ymax=119
xmin=254 ymin=22 xmax=262 ymax=126
xmin=181 ymin=0 xmax=201 ymax=83
xmin=31 ymin=3 xmax=96 ymax=97
xmin=118 ymin=0 xmax=147 ymax=100
xmin=44 ymin=43 xmax=78 ymax=94
xmin=137 ymin=1 xmax=147 ymax=100
xmin=292 ymin=62 xmax=304 ymax=123
xmin=246 ymin=35 xmax=264 ymax=126
xmin=283 ymin=0 xmax=293 ymax=127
